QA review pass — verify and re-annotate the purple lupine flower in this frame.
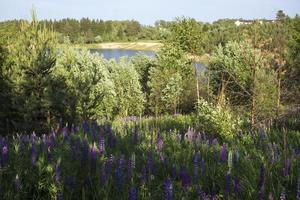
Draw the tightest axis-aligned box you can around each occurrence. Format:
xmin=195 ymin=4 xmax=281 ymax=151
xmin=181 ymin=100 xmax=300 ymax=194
xmin=82 ymin=121 xmax=90 ymax=133
xmin=31 ymin=144 xmax=38 ymax=165
xmin=171 ymin=165 xmax=177 ymax=180
xmin=129 ymin=186 xmax=138 ymax=200
xmin=193 ymin=153 xmax=200 ymax=180
xmin=179 ymin=167 xmax=191 ymax=189
xmin=119 ymin=155 xmax=126 ymax=171
xmin=185 ymin=127 xmax=194 ymax=142
xmin=105 ymin=154 xmax=114 ymax=175
xmin=81 ymin=139 xmax=89 ymax=166
xmin=196 ymin=186 xmax=209 ymax=200
xmin=1 ymin=145 xmax=8 ymax=168
xmin=55 ymin=161 xmax=61 ymax=183
xmin=225 ymin=173 xmax=231 ymax=197
xmin=56 ymin=192 xmax=63 ymax=200
xmin=157 ymin=133 xmax=164 ymax=151
xmin=115 ymin=167 xmax=123 ymax=191
xmin=99 ymin=136 xmax=105 ymax=155
xmin=297 ymin=176 xmax=300 ymax=200
xmin=108 ymin=133 xmax=117 ymax=149
xmin=234 ymin=178 xmax=241 ymax=196
xmin=141 ymin=165 xmax=147 ymax=185
xmin=90 ymin=143 xmax=98 ymax=174
xmin=146 ymin=152 xmax=154 ymax=175
xmin=283 ymin=158 xmax=291 ymax=176
xmin=63 ymin=126 xmax=69 ymax=142
xmin=164 ymin=178 xmax=173 ymax=200
xmin=13 ymin=174 xmax=21 ymax=192
xmin=258 ymin=164 xmax=266 ymax=200
xmin=127 ymin=158 xmax=134 ymax=181
xmin=212 ymin=138 xmax=218 ymax=146
xmin=100 ymin=167 xmax=107 ymax=185
xmin=220 ymin=143 xmax=227 ymax=162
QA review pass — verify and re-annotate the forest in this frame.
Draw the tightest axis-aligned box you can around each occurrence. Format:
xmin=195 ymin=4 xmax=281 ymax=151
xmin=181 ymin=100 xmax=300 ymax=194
xmin=0 ymin=9 xmax=300 ymax=199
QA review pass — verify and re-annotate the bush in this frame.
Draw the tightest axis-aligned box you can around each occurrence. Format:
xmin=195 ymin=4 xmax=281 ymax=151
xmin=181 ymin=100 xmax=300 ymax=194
xmin=194 ymin=98 xmax=243 ymax=140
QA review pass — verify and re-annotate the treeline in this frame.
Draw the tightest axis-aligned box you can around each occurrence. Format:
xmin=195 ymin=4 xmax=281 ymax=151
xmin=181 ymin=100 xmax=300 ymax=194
xmin=0 ymin=18 xmax=171 ymax=44
xmin=0 ymin=10 xmax=299 ymax=135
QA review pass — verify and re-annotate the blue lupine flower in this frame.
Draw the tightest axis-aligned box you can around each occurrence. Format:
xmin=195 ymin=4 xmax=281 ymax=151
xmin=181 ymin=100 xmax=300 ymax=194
xmin=1 ymin=145 xmax=8 ymax=168
xmin=127 ymin=158 xmax=133 ymax=180
xmin=157 ymin=133 xmax=164 ymax=151
xmin=100 ymin=167 xmax=107 ymax=185
xmin=90 ymin=143 xmax=98 ymax=174
xmin=115 ymin=167 xmax=123 ymax=191
xmin=196 ymin=186 xmax=209 ymax=200
xmin=258 ymin=164 xmax=266 ymax=200
xmin=55 ymin=161 xmax=61 ymax=183
xmin=99 ymin=136 xmax=105 ymax=154
xmin=193 ymin=153 xmax=200 ymax=180
xmin=221 ymin=143 xmax=227 ymax=162
xmin=105 ymin=154 xmax=114 ymax=175
xmin=225 ymin=173 xmax=231 ymax=197
xmin=31 ymin=144 xmax=38 ymax=165
xmin=82 ymin=121 xmax=90 ymax=133
xmin=171 ymin=165 xmax=177 ymax=180
xmin=129 ymin=186 xmax=138 ymax=200
xmin=234 ymin=177 xmax=241 ymax=196
xmin=179 ymin=167 xmax=191 ymax=189
xmin=141 ymin=165 xmax=147 ymax=185
xmin=13 ymin=174 xmax=21 ymax=192
xmin=296 ymin=176 xmax=300 ymax=200
xmin=164 ymin=178 xmax=173 ymax=200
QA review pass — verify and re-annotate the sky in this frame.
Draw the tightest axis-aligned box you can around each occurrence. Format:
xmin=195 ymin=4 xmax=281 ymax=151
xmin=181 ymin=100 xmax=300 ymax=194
xmin=0 ymin=0 xmax=299 ymax=25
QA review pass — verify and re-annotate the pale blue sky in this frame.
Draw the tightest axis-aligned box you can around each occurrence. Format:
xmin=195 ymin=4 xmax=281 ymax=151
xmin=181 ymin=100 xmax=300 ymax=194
xmin=0 ymin=0 xmax=299 ymax=24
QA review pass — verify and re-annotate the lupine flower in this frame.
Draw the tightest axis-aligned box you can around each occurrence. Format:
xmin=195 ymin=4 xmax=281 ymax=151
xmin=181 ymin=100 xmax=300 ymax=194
xmin=13 ymin=174 xmax=21 ymax=192
xmin=100 ymin=167 xmax=107 ymax=185
xmin=179 ymin=167 xmax=191 ymax=189
xmin=141 ymin=165 xmax=147 ymax=185
xmin=63 ymin=126 xmax=69 ymax=142
xmin=196 ymin=186 xmax=209 ymax=200
xmin=234 ymin=178 xmax=241 ymax=196
xmin=129 ymin=186 xmax=138 ymax=200
xmin=258 ymin=164 xmax=266 ymax=200
xmin=115 ymin=167 xmax=123 ymax=191
xmin=105 ymin=154 xmax=114 ymax=175
xmin=82 ymin=121 xmax=90 ymax=133
xmin=147 ymin=152 xmax=154 ymax=175
xmin=171 ymin=165 xmax=177 ymax=180
xmin=283 ymin=158 xmax=290 ymax=176
xmin=228 ymin=150 xmax=233 ymax=173
xmin=127 ymin=157 xmax=134 ymax=180
xmin=55 ymin=161 xmax=61 ymax=183
xmin=193 ymin=153 xmax=200 ymax=180
xmin=31 ymin=144 xmax=38 ymax=165
xmin=164 ymin=178 xmax=173 ymax=200
xmin=220 ymin=143 xmax=227 ymax=162
xmin=81 ymin=139 xmax=89 ymax=166
xmin=157 ymin=133 xmax=164 ymax=151
xmin=225 ymin=173 xmax=231 ymax=197
xmin=90 ymin=143 xmax=98 ymax=174
xmin=99 ymin=136 xmax=105 ymax=154
xmin=296 ymin=176 xmax=300 ymax=200
xmin=1 ymin=145 xmax=8 ymax=168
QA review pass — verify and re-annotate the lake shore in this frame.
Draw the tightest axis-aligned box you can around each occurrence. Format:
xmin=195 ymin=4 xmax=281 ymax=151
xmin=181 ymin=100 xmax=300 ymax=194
xmin=66 ymin=41 xmax=210 ymax=63
xmin=71 ymin=41 xmax=163 ymax=51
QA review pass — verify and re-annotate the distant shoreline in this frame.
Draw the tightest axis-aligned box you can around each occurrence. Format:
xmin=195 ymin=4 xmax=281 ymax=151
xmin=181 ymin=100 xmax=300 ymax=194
xmin=70 ymin=41 xmax=163 ymax=51
xmin=65 ymin=41 xmax=210 ymax=63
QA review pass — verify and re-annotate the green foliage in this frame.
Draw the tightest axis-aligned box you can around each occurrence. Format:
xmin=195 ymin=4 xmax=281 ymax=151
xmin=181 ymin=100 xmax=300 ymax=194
xmin=195 ymin=98 xmax=242 ymax=140
xmin=54 ymin=49 xmax=115 ymax=121
xmin=4 ymin=11 xmax=57 ymax=132
xmin=110 ymin=58 xmax=145 ymax=117
xmin=148 ymin=44 xmax=196 ymax=115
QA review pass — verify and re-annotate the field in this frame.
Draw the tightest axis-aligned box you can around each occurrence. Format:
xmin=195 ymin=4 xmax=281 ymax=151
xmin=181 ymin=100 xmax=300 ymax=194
xmin=1 ymin=116 xmax=300 ymax=199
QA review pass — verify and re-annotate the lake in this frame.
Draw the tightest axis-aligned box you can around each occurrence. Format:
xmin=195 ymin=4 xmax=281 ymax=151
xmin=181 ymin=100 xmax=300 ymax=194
xmin=89 ymin=49 xmax=206 ymax=72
